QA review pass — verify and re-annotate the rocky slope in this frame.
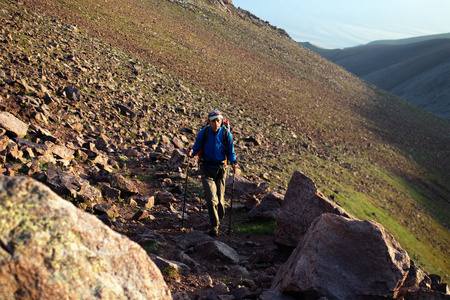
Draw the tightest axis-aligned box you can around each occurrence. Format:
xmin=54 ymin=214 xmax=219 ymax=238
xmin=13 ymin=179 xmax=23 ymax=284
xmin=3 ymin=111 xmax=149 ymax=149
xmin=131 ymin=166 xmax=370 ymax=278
xmin=0 ymin=1 xmax=292 ymax=297
xmin=1 ymin=0 xmax=450 ymax=294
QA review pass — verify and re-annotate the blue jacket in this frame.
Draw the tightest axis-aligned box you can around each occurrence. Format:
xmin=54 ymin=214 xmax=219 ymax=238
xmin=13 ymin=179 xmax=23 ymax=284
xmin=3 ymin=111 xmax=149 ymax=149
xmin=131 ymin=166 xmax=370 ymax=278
xmin=192 ymin=126 xmax=236 ymax=168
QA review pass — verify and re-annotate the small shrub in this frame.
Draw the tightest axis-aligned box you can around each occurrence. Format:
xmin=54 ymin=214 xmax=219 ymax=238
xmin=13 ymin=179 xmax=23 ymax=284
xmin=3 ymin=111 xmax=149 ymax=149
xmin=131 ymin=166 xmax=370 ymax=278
xmin=141 ymin=239 xmax=160 ymax=255
xmin=161 ymin=267 xmax=178 ymax=280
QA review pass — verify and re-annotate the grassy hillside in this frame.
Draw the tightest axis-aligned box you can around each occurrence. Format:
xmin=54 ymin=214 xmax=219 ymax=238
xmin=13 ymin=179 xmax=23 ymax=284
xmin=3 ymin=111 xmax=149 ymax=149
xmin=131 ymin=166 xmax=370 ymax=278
xmin=318 ymin=38 xmax=450 ymax=121
xmin=5 ymin=0 xmax=450 ymax=280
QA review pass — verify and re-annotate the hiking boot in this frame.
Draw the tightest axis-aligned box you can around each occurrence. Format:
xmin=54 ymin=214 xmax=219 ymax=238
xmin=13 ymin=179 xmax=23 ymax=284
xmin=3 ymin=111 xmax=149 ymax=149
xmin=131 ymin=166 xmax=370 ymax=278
xmin=208 ymin=227 xmax=218 ymax=237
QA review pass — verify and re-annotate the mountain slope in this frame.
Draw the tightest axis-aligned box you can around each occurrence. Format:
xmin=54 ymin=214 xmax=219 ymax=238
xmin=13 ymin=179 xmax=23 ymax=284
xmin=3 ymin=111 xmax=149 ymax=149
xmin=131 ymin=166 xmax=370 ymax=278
xmin=318 ymin=37 xmax=450 ymax=120
xmin=368 ymin=32 xmax=450 ymax=46
xmin=4 ymin=0 xmax=450 ymax=281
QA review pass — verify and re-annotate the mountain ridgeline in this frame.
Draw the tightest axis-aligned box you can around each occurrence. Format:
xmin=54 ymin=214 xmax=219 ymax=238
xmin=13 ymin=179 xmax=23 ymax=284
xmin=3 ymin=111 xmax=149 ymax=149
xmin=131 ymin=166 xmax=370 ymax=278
xmin=3 ymin=0 xmax=450 ymax=283
xmin=301 ymin=33 xmax=450 ymax=121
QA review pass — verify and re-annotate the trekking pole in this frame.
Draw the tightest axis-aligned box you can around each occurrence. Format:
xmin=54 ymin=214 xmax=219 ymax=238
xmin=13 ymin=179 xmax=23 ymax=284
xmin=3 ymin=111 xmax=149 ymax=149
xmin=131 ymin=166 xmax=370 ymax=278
xmin=181 ymin=155 xmax=190 ymax=229
xmin=228 ymin=166 xmax=236 ymax=235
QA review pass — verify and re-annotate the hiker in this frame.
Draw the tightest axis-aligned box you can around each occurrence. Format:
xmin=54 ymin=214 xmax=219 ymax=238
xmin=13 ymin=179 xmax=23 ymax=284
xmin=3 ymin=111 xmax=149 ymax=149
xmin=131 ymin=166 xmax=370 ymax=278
xmin=186 ymin=110 xmax=238 ymax=236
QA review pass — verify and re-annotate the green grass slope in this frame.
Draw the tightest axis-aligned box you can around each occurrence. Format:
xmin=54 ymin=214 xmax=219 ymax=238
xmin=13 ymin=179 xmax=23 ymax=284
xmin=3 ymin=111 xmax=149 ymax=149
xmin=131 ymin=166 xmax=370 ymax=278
xmin=8 ymin=0 xmax=450 ymax=280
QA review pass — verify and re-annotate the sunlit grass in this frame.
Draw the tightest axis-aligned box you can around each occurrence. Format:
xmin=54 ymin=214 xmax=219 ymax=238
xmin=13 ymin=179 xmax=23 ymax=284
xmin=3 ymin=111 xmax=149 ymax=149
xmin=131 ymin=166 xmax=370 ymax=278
xmin=233 ymin=218 xmax=276 ymax=235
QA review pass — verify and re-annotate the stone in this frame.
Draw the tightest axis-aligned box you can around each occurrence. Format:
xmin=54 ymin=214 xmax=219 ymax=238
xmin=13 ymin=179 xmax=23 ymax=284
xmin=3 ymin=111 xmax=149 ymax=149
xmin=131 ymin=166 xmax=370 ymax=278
xmin=271 ymin=213 xmax=410 ymax=299
xmin=170 ymin=250 xmax=198 ymax=270
xmin=172 ymin=231 xmax=215 ymax=251
xmin=132 ymin=209 xmax=149 ymax=221
xmin=131 ymin=195 xmax=155 ymax=210
xmin=150 ymin=254 xmax=191 ymax=276
xmin=248 ymin=191 xmax=284 ymax=220
xmin=274 ymin=170 xmax=353 ymax=247
xmin=91 ymin=152 xmax=109 ymax=166
xmin=95 ymin=135 xmax=109 ymax=151
xmin=144 ymin=195 xmax=156 ymax=209
xmin=259 ymin=291 xmax=297 ymax=300
xmin=0 ymin=176 xmax=171 ymax=299
xmin=99 ymin=182 xmax=121 ymax=200
xmin=241 ymin=136 xmax=261 ymax=146
xmin=93 ymin=203 xmax=119 ymax=219
xmin=196 ymin=240 xmax=240 ymax=264
xmin=172 ymin=136 xmax=184 ymax=149
xmin=169 ymin=148 xmax=187 ymax=169
xmin=172 ymin=291 xmax=190 ymax=300
xmin=0 ymin=136 xmax=9 ymax=151
xmin=29 ymin=124 xmax=58 ymax=143
xmin=401 ymin=260 xmax=428 ymax=290
xmin=225 ymin=174 xmax=270 ymax=199
xmin=77 ymin=185 xmax=102 ymax=202
xmin=7 ymin=146 xmax=23 ymax=161
xmin=155 ymin=190 xmax=177 ymax=204
xmin=50 ymin=144 xmax=75 ymax=160
xmin=45 ymin=167 xmax=90 ymax=196
xmin=15 ymin=137 xmax=49 ymax=155
xmin=63 ymin=86 xmax=80 ymax=101
xmin=109 ymin=173 xmax=139 ymax=194
xmin=244 ymin=195 xmax=260 ymax=209
xmin=133 ymin=228 xmax=168 ymax=245
xmin=0 ymin=111 xmax=28 ymax=138
xmin=400 ymin=288 xmax=450 ymax=299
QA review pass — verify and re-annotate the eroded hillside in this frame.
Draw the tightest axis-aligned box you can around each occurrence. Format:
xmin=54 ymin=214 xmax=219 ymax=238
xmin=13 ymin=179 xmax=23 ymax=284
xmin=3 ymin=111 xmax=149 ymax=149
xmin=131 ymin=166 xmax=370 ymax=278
xmin=2 ymin=0 xmax=450 ymax=281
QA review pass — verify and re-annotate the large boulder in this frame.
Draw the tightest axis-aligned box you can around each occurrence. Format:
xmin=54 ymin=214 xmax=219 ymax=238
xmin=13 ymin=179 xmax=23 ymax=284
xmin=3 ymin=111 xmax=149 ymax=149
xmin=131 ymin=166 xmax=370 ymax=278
xmin=271 ymin=213 xmax=410 ymax=299
xmin=0 ymin=176 xmax=171 ymax=299
xmin=274 ymin=170 xmax=352 ymax=247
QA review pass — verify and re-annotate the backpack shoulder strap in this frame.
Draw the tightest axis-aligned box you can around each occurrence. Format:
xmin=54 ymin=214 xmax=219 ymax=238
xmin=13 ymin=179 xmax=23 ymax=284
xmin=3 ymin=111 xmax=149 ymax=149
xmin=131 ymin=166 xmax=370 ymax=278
xmin=222 ymin=127 xmax=229 ymax=150
xmin=201 ymin=125 xmax=210 ymax=148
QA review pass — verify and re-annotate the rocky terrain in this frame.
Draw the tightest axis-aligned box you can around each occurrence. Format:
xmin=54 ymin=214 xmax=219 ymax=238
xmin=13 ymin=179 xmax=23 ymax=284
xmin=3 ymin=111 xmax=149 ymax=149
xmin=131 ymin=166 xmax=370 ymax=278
xmin=1 ymin=0 xmax=450 ymax=299
xmin=0 ymin=1 xmax=302 ymax=298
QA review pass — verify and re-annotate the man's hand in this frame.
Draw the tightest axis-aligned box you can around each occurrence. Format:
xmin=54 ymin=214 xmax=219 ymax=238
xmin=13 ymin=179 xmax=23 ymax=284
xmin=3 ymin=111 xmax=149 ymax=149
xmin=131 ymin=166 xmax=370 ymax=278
xmin=186 ymin=148 xmax=193 ymax=157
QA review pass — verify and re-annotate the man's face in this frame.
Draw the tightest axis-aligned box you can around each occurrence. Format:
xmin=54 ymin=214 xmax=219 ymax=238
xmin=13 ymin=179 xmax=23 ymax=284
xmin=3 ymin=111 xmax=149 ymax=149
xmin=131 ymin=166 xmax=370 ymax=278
xmin=210 ymin=118 xmax=222 ymax=132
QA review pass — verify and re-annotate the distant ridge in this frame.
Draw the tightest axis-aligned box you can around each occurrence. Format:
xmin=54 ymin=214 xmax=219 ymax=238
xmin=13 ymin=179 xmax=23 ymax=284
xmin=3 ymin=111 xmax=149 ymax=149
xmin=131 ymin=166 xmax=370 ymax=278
xmin=367 ymin=32 xmax=450 ymax=46
xmin=304 ymin=34 xmax=450 ymax=121
xmin=298 ymin=41 xmax=334 ymax=56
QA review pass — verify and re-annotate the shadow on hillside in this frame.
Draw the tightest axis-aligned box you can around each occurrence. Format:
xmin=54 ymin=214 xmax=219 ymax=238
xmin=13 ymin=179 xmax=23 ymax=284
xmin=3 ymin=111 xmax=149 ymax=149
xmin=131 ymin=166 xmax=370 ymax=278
xmin=351 ymin=91 xmax=450 ymax=226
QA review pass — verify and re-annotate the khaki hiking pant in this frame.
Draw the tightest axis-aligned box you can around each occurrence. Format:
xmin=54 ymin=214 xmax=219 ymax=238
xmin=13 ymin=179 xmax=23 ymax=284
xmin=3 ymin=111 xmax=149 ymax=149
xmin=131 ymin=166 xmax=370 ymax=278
xmin=201 ymin=164 xmax=226 ymax=230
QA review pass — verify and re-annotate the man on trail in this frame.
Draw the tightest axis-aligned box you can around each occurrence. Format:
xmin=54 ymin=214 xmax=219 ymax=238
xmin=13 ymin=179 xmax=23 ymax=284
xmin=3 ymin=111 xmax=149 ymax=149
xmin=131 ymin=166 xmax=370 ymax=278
xmin=186 ymin=110 xmax=238 ymax=236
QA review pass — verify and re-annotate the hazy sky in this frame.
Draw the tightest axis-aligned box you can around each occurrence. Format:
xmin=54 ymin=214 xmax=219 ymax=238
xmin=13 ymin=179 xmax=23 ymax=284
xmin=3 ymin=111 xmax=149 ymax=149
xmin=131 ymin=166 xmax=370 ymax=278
xmin=232 ymin=0 xmax=450 ymax=49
